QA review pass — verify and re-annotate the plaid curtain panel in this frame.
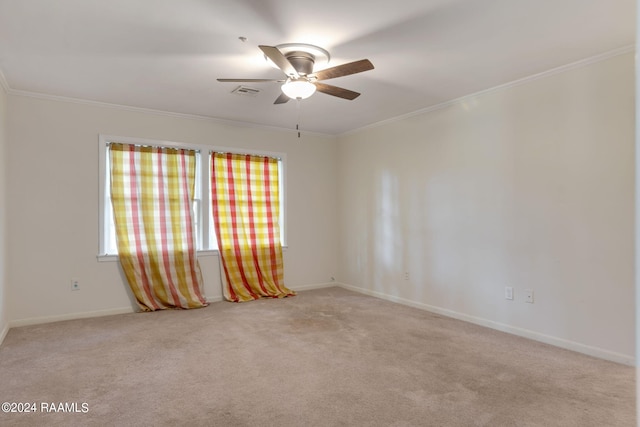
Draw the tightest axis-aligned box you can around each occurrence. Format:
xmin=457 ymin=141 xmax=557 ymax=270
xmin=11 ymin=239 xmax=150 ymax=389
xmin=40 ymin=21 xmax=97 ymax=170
xmin=109 ymin=143 xmax=208 ymax=311
xmin=211 ymin=152 xmax=295 ymax=302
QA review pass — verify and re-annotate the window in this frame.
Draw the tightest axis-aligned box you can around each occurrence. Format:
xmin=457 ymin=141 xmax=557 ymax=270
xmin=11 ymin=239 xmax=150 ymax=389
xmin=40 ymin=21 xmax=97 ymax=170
xmin=98 ymin=135 xmax=286 ymax=260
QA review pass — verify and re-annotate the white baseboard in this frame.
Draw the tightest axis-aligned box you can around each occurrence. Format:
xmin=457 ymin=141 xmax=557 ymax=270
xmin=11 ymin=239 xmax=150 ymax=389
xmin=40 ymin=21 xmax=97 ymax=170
xmin=6 ymin=282 xmax=335 ymax=329
xmin=0 ymin=321 xmax=9 ymax=347
xmin=292 ymin=282 xmax=339 ymax=292
xmin=338 ymin=283 xmax=635 ymax=367
xmin=206 ymin=282 xmax=335 ymax=303
xmin=10 ymin=306 xmax=136 ymax=328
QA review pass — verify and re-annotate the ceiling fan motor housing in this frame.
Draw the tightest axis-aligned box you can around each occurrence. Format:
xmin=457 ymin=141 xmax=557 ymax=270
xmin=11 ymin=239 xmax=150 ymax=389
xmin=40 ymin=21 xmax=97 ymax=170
xmin=285 ymin=51 xmax=315 ymax=76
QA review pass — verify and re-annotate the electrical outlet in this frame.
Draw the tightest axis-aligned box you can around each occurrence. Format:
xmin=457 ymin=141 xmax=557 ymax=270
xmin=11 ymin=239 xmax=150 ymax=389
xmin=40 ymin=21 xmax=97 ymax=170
xmin=505 ymin=286 xmax=513 ymax=300
xmin=404 ymin=272 xmax=409 ymax=280
xmin=524 ymin=289 xmax=534 ymax=303
xmin=71 ymin=278 xmax=80 ymax=291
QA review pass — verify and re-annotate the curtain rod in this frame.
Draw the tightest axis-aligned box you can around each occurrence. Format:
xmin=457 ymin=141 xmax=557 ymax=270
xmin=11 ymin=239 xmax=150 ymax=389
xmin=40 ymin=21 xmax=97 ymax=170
xmin=211 ymin=151 xmax=281 ymax=161
xmin=105 ymin=143 xmax=280 ymax=160
xmin=106 ymin=142 xmax=200 ymax=153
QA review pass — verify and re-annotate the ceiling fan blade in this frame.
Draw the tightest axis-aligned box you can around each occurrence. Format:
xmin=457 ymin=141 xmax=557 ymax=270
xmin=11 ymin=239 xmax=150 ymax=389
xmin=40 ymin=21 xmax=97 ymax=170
xmin=216 ymin=78 xmax=284 ymax=82
xmin=259 ymin=45 xmax=299 ymax=78
xmin=313 ymin=59 xmax=374 ymax=81
xmin=314 ymin=82 xmax=361 ymax=100
xmin=274 ymin=93 xmax=290 ymax=104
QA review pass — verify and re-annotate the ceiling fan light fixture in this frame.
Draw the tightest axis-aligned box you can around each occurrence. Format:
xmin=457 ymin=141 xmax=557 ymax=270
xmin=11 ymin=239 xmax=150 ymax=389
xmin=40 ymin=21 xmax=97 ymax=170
xmin=281 ymin=79 xmax=316 ymax=99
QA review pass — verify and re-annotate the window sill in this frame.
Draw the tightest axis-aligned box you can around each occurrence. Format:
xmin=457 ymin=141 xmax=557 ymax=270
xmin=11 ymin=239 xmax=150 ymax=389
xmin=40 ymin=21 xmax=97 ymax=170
xmin=97 ymin=246 xmax=287 ymax=262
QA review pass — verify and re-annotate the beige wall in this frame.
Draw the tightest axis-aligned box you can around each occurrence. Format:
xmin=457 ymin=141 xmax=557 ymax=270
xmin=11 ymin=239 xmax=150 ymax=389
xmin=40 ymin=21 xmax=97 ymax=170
xmin=0 ymin=83 xmax=7 ymax=341
xmin=337 ymin=52 xmax=635 ymax=364
xmin=6 ymin=96 xmax=339 ymax=324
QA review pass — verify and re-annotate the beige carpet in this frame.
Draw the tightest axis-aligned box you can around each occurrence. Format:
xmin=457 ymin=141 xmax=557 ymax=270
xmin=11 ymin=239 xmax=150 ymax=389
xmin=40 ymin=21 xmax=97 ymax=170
xmin=0 ymin=287 xmax=634 ymax=426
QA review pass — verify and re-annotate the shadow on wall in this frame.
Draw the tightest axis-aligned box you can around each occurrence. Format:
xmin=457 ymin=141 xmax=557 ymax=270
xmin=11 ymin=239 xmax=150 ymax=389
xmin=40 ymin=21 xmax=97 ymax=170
xmin=372 ymin=170 xmax=403 ymax=297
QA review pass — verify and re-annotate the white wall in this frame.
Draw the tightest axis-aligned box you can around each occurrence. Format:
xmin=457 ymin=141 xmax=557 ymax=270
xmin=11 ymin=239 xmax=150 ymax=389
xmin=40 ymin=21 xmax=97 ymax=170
xmin=337 ymin=52 xmax=635 ymax=364
xmin=0 ymin=82 xmax=8 ymax=342
xmin=6 ymin=95 xmax=338 ymax=324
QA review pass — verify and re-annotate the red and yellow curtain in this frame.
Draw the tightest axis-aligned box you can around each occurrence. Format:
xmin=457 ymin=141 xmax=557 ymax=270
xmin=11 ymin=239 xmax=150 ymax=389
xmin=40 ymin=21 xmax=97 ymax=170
xmin=211 ymin=152 xmax=294 ymax=302
xmin=109 ymin=143 xmax=208 ymax=311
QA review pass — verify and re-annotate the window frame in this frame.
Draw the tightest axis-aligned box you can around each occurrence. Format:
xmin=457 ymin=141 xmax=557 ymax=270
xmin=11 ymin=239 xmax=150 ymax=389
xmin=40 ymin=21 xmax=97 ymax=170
xmin=97 ymin=134 xmax=287 ymax=262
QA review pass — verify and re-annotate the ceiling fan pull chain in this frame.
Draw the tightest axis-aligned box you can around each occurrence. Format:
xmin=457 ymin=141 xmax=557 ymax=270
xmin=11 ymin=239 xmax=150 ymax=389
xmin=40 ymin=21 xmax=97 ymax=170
xmin=296 ymin=98 xmax=301 ymax=139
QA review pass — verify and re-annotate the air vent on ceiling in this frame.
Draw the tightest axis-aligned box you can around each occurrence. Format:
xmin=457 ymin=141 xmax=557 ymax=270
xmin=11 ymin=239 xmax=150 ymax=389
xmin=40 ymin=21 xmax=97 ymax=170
xmin=231 ymin=86 xmax=261 ymax=96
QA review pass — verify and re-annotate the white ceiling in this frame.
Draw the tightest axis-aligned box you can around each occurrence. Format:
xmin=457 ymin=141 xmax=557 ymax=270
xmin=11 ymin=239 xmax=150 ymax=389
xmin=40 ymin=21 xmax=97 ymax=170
xmin=0 ymin=0 xmax=635 ymax=135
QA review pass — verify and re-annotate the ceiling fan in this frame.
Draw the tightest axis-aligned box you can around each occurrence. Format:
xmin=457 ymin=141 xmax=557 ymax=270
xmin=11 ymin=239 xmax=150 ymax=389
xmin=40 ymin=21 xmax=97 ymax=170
xmin=217 ymin=44 xmax=374 ymax=104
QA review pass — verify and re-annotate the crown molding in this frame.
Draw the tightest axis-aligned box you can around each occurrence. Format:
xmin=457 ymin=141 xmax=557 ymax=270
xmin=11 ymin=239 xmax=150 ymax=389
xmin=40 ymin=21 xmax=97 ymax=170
xmin=341 ymin=44 xmax=635 ymax=137
xmin=6 ymin=88 xmax=334 ymax=138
